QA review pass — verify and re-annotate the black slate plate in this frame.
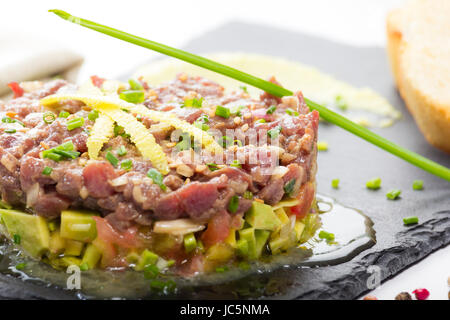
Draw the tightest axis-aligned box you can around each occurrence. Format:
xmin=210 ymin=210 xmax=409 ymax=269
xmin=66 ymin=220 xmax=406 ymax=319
xmin=0 ymin=22 xmax=449 ymax=300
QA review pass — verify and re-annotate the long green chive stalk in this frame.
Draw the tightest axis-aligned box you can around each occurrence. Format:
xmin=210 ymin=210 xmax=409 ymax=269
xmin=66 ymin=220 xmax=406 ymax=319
xmin=49 ymin=9 xmax=450 ymax=182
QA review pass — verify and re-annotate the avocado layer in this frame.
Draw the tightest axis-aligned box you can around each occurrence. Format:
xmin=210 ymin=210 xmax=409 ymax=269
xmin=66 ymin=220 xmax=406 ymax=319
xmin=0 ymin=209 xmax=50 ymax=257
xmin=60 ymin=210 xmax=97 ymax=242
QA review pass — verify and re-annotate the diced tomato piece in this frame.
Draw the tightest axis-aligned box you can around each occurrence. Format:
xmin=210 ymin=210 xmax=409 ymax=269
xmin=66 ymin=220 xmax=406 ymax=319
xmin=92 ymin=216 xmax=140 ymax=249
xmin=290 ymin=182 xmax=315 ymax=219
xmin=200 ymin=211 xmax=231 ymax=248
xmin=90 ymin=75 xmax=105 ymax=88
xmin=7 ymin=82 xmax=24 ymax=98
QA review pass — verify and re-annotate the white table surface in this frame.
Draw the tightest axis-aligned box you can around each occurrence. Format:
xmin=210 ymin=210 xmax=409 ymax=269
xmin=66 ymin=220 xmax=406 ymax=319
xmin=1 ymin=0 xmax=449 ymax=300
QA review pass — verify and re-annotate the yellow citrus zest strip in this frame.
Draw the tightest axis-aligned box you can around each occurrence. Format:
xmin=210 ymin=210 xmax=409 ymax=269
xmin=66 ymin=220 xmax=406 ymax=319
xmin=87 ymin=114 xmax=115 ymax=160
xmin=40 ymin=94 xmax=169 ymax=174
xmin=129 ymin=104 xmax=222 ymax=154
xmin=100 ymin=108 xmax=169 ymax=174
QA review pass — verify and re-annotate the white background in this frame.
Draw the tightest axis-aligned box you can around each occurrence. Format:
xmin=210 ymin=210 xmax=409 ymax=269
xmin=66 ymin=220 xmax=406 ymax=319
xmin=1 ymin=0 xmax=449 ymax=299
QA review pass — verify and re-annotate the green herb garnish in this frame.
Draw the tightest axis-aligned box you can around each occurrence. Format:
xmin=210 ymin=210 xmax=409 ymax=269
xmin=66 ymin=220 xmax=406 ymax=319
xmin=206 ymin=163 xmax=219 ymax=171
xmin=2 ymin=116 xmax=24 ymax=127
xmin=331 ymin=178 xmax=340 ymax=189
xmin=243 ymin=191 xmax=253 ymax=200
xmin=403 ymin=216 xmax=419 ymax=225
xmin=128 ymin=78 xmax=143 ymax=90
xmin=215 ymin=266 xmax=229 ymax=273
xmin=317 ymin=141 xmax=328 ymax=151
xmin=230 ymin=160 xmax=241 ymax=168
xmin=117 ymin=146 xmax=127 ymax=156
xmin=13 ymin=234 xmax=21 ymax=244
xmin=15 ymin=263 xmax=26 ymax=271
xmin=48 ymin=10 xmax=450 ymax=182
xmin=366 ymin=177 xmax=381 ymax=190
xmin=183 ymin=233 xmax=197 ymax=253
xmin=268 ymin=126 xmax=282 ymax=139
xmin=283 ymin=179 xmax=296 ymax=195
xmin=105 ymin=151 xmax=118 ymax=166
xmin=147 ymin=168 xmax=166 ymax=191
xmin=412 ymin=180 xmax=424 ymax=190
xmin=386 ymin=189 xmax=401 ymax=200
xmin=5 ymin=129 xmax=16 ymax=134
xmin=58 ymin=111 xmax=70 ymax=118
xmin=66 ymin=117 xmax=84 ymax=131
xmin=318 ymin=230 xmax=335 ymax=241
xmin=181 ymin=97 xmax=203 ymax=108
xmin=215 ymin=105 xmax=230 ymax=119
xmin=43 ymin=111 xmax=56 ymax=124
xmin=88 ymin=110 xmax=99 ymax=121
xmin=79 ymin=263 xmax=89 ymax=271
xmin=285 ymin=108 xmax=299 ymax=116
xmin=42 ymin=141 xmax=80 ymax=162
xmin=119 ymin=90 xmax=145 ymax=104
xmin=120 ymin=159 xmax=133 ymax=171
xmin=228 ymin=195 xmax=239 ymax=213
xmin=42 ymin=166 xmax=53 ymax=176
xmin=266 ymin=105 xmax=276 ymax=114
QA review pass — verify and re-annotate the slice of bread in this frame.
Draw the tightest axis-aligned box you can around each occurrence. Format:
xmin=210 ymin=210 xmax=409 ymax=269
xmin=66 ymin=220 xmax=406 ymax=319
xmin=387 ymin=0 xmax=450 ymax=153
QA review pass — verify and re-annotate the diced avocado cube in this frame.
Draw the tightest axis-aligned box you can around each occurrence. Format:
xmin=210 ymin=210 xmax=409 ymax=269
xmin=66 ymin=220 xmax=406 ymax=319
xmin=205 ymin=243 xmax=234 ymax=262
xmin=269 ymin=237 xmax=289 ymax=254
xmin=255 ymin=230 xmax=270 ymax=258
xmin=294 ymin=221 xmax=305 ymax=242
xmin=60 ymin=210 xmax=97 ymax=242
xmin=126 ymin=251 xmax=141 ymax=264
xmin=225 ymin=229 xmax=237 ymax=248
xmin=274 ymin=208 xmax=290 ymax=225
xmin=239 ymin=228 xmax=257 ymax=259
xmin=135 ymin=249 xmax=159 ymax=271
xmin=49 ymin=230 xmax=66 ymax=254
xmin=59 ymin=256 xmax=82 ymax=267
xmin=245 ymin=201 xmax=281 ymax=231
xmin=236 ymin=239 xmax=249 ymax=257
xmin=183 ymin=233 xmax=197 ymax=253
xmin=0 ymin=209 xmax=50 ymax=257
xmin=65 ymin=240 xmax=84 ymax=256
xmin=81 ymin=243 xmax=102 ymax=270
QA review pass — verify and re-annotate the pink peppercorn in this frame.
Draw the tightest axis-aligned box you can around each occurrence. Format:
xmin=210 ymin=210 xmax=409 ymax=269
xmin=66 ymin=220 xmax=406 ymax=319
xmin=412 ymin=288 xmax=430 ymax=300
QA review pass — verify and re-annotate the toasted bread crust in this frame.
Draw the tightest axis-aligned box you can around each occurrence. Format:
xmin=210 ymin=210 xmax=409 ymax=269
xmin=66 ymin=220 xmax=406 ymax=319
xmin=386 ymin=1 xmax=450 ymax=153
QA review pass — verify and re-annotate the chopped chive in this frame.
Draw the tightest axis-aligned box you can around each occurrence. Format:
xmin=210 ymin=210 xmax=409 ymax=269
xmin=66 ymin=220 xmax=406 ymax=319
xmin=255 ymin=119 xmax=266 ymax=124
xmin=318 ymin=230 xmax=335 ymax=241
xmin=403 ymin=216 xmax=419 ymax=226
xmin=412 ymin=180 xmax=424 ymax=190
xmin=128 ymin=78 xmax=143 ymax=90
xmin=284 ymin=179 xmax=296 ymax=195
xmin=230 ymin=160 xmax=241 ymax=168
xmin=234 ymin=139 xmax=243 ymax=147
xmin=181 ymin=97 xmax=203 ymax=108
xmin=239 ymin=85 xmax=248 ymax=93
xmin=183 ymin=233 xmax=197 ymax=253
xmin=331 ymin=178 xmax=340 ymax=189
xmin=366 ymin=177 xmax=381 ymax=190
xmin=317 ymin=141 xmax=328 ymax=151
xmin=215 ymin=266 xmax=229 ymax=273
xmin=13 ymin=234 xmax=21 ymax=244
xmin=268 ymin=126 xmax=282 ymax=139
xmin=58 ymin=111 xmax=70 ymax=118
xmin=2 ymin=116 xmax=24 ymax=127
xmin=42 ymin=141 xmax=79 ymax=162
xmin=286 ymin=108 xmax=299 ymax=116
xmin=120 ymin=159 xmax=133 ymax=171
xmin=206 ymin=163 xmax=219 ymax=171
xmin=105 ymin=151 xmax=118 ymax=167
xmin=79 ymin=262 xmax=89 ymax=271
xmin=266 ymin=105 xmax=276 ymax=114
xmin=43 ymin=111 xmax=56 ymax=124
xmin=119 ymin=90 xmax=145 ymax=104
xmin=5 ymin=129 xmax=16 ymax=134
xmin=143 ymin=264 xmax=159 ymax=279
xmin=228 ymin=195 xmax=239 ymax=213
xmin=194 ymin=121 xmax=209 ymax=131
xmin=44 ymin=152 xmax=63 ymax=162
xmin=49 ymin=10 xmax=450 ymax=182
xmin=147 ymin=168 xmax=166 ymax=191
xmin=243 ymin=190 xmax=253 ymax=200
xmin=42 ymin=166 xmax=53 ymax=176
xmin=386 ymin=189 xmax=401 ymax=200
xmin=66 ymin=117 xmax=84 ymax=130
xmin=88 ymin=110 xmax=99 ymax=121
xmin=230 ymin=105 xmax=246 ymax=116
xmin=215 ymin=105 xmax=230 ymax=119
xmin=117 ymin=146 xmax=127 ymax=156
xmin=15 ymin=263 xmax=26 ymax=270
